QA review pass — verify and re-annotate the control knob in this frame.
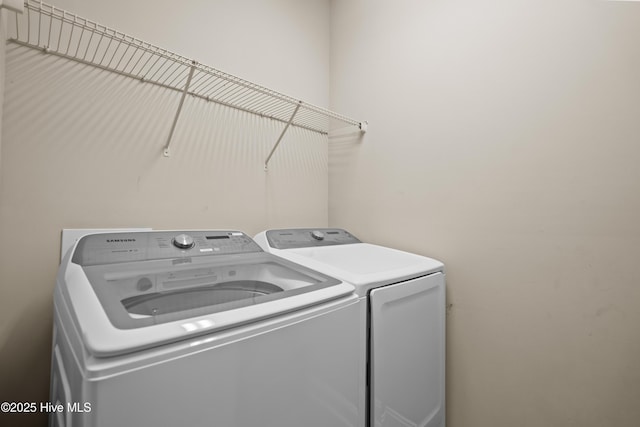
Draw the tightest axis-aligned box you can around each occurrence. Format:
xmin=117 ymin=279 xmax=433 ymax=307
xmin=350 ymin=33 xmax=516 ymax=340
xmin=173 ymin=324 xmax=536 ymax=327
xmin=173 ymin=233 xmax=195 ymax=249
xmin=311 ymin=230 xmax=325 ymax=241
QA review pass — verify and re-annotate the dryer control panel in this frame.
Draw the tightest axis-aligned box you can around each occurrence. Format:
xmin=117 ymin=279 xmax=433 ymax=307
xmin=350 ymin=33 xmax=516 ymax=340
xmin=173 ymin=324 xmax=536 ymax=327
xmin=72 ymin=230 xmax=262 ymax=266
xmin=266 ymin=228 xmax=361 ymax=250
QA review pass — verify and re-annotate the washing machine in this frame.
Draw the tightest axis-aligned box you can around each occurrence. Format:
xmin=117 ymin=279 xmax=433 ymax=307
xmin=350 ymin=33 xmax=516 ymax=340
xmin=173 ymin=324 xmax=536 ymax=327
xmin=254 ymin=228 xmax=446 ymax=427
xmin=50 ymin=230 xmax=366 ymax=427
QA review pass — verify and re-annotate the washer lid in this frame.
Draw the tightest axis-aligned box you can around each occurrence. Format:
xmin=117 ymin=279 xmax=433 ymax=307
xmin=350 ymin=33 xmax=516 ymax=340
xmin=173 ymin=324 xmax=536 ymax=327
xmin=60 ymin=231 xmax=354 ymax=356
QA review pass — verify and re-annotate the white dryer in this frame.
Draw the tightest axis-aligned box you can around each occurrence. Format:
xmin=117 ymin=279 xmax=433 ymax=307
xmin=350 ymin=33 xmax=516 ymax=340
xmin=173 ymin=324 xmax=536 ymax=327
xmin=254 ymin=228 xmax=446 ymax=427
xmin=50 ymin=230 xmax=365 ymax=427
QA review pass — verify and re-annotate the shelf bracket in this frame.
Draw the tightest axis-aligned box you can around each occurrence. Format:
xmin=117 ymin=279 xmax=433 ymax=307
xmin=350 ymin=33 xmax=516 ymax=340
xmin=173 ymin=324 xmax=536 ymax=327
xmin=264 ymin=100 xmax=302 ymax=171
xmin=163 ymin=61 xmax=197 ymax=157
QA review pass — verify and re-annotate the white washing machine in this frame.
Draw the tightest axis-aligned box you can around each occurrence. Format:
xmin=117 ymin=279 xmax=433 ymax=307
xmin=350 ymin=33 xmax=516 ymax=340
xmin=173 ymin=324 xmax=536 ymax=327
xmin=254 ymin=228 xmax=446 ymax=427
xmin=50 ymin=230 xmax=366 ymax=427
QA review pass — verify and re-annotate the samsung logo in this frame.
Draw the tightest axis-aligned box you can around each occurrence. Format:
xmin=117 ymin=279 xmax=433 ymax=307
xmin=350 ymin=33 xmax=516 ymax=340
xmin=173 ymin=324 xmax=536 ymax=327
xmin=106 ymin=239 xmax=137 ymax=243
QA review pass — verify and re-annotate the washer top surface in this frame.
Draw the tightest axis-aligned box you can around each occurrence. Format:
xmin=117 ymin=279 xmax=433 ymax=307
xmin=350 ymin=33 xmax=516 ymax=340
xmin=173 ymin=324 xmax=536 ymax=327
xmin=255 ymin=229 xmax=444 ymax=291
xmin=59 ymin=230 xmax=354 ymax=356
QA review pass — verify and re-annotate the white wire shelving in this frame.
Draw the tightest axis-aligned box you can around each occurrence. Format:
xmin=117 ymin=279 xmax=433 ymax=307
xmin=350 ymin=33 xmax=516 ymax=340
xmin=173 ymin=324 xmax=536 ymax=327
xmin=2 ymin=0 xmax=367 ymax=166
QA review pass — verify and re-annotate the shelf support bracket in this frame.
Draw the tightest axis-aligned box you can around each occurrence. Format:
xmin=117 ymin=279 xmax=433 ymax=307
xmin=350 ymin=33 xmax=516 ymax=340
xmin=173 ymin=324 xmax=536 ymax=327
xmin=163 ymin=61 xmax=197 ymax=157
xmin=264 ymin=100 xmax=302 ymax=170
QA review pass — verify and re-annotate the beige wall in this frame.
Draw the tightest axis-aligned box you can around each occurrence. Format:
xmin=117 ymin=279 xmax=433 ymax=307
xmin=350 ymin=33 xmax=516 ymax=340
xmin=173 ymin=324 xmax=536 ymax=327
xmin=330 ymin=0 xmax=640 ymax=426
xmin=0 ymin=1 xmax=330 ymax=425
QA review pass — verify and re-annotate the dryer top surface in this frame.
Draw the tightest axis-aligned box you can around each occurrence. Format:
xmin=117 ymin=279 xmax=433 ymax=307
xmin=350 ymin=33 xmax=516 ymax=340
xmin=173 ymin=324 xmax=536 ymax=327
xmin=257 ymin=229 xmax=444 ymax=290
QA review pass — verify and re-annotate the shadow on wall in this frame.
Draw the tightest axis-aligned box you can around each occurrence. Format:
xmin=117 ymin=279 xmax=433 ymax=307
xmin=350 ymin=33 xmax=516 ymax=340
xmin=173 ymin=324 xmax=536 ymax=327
xmin=327 ymin=125 xmax=367 ymax=232
xmin=0 ymin=296 xmax=53 ymax=427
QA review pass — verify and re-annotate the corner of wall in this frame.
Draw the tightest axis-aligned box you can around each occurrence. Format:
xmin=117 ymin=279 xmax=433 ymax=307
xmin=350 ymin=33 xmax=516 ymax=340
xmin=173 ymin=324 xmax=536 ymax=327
xmin=0 ymin=9 xmax=6 ymax=170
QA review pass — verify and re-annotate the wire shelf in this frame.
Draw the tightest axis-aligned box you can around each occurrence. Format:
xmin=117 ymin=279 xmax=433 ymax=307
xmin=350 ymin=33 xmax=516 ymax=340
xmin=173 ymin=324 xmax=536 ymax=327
xmin=4 ymin=0 xmax=366 ymax=140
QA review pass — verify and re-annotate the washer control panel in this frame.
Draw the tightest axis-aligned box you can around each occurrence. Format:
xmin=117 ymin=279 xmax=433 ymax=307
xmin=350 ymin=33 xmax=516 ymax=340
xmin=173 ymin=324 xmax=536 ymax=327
xmin=266 ymin=228 xmax=361 ymax=250
xmin=72 ymin=230 xmax=263 ymax=266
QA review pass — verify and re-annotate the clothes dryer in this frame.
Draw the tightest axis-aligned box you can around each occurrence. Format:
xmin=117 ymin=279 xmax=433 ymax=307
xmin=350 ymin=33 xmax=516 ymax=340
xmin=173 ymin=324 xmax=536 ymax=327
xmin=255 ymin=228 xmax=445 ymax=427
xmin=50 ymin=230 xmax=365 ymax=427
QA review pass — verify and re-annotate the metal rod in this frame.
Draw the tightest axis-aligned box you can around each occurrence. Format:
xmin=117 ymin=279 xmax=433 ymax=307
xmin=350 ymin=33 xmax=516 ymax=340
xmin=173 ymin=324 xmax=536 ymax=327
xmin=163 ymin=62 xmax=197 ymax=157
xmin=147 ymin=56 xmax=173 ymax=82
xmin=64 ymin=15 xmax=75 ymax=55
xmin=56 ymin=11 xmax=64 ymax=51
xmin=114 ymin=40 xmax=132 ymax=70
xmin=26 ymin=3 xmax=31 ymax=44
xmin=158 ymin=61 xmax=184 ymax=86
xmin=167 ymin=66 xmax=192 ymax=88
xmin=122 ymin=43 xmax=142 ymax=72
xmin=90 ymin=25 xmax=105 ymax=62
xmin=186 ymin=70 xmax=210 ymax=92
xmin=264 ymin=101 xmax=302 ymax=170
xmin=141 ymin=49 xmax=165 ymax=80
xmin=98 ymin=33 xmax=114 ymax=64
xmin=129 ymin=47 xmax=149 ymax=75
xmin=215 ymin=83 xmax=244 ymax=103
xmin=74 ymin=26 xmax=85 ymax=57
xmin=37 ymin=2 xmax=42 ymax=46
xmin=200 ymin=76 xmax=227 ymax=96
xmin=226 ymin=88 xmax=258 ymax=108
xmin=106 ymin=37 xmax=124 ymax=68
xmin=244 ymin=94 xmax=280 ymax=112
xmin=81 ymin=25 xmax=94 ymax=58
xmin=263 ymin=101 xmax=297 ymax=119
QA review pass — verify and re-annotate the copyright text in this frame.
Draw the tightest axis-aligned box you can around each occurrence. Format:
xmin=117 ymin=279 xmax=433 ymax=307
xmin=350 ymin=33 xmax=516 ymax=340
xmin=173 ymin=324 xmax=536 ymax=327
xmin=1 ymin=401 xmax=91 ymax=413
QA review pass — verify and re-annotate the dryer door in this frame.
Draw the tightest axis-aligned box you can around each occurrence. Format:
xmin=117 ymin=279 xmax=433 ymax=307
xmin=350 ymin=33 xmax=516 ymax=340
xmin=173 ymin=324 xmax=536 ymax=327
xmin=369 ymin=272 xmax=445 ymax=427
